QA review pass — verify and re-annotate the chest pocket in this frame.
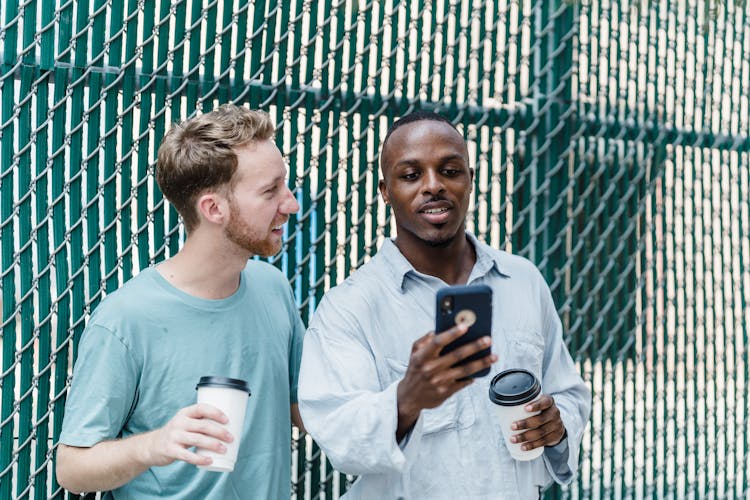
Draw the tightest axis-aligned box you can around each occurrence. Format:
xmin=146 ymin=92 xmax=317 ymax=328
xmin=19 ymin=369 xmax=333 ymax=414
xmin=383 ymin=357 xmax=476 ymax=435
xmin=498 ymin=329 xmax=545 ymax=380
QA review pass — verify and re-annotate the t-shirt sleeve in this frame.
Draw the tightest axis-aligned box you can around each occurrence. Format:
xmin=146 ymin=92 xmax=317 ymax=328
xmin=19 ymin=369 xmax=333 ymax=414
xmin=287 ymin=289 xmax=305 ymax=404
xmin=58 ymin=323 xmax=139 ymax=447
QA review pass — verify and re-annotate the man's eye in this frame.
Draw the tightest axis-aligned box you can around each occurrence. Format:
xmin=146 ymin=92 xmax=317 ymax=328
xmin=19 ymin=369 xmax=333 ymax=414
xmin=443 ymin=168 xmax=460 ymax=176
xmin=401 ymin=172 xmax=419 ymax=181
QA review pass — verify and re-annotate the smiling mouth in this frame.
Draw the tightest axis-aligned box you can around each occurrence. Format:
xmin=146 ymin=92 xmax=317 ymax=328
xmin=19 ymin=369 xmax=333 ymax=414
xmin=420 ymin=207 xmax=449 ymax=215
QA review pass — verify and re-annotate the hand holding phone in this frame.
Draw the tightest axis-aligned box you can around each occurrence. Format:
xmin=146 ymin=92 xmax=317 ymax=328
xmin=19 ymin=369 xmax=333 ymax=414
xmin=395 ymin=287 xmax=496 ymax=440
xmin=435 ymin=284 xmax=493 ymax=379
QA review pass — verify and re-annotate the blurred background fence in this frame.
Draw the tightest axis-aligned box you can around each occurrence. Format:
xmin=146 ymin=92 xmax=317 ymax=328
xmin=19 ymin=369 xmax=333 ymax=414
xmin=1 ymin=0 xmax=749 ymax=497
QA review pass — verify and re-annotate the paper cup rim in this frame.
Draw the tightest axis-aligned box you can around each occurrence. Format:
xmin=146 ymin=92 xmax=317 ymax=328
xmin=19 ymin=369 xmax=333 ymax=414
xmin=488 ymin=369 xmax=540 ymax=406
xmin=196 ymin=376 xmax=251 ymax=395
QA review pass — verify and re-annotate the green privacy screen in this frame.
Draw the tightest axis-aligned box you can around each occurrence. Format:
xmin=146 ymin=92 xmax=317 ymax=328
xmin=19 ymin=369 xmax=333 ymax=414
xmin=1 ymin=0 xmax=749 ymax=497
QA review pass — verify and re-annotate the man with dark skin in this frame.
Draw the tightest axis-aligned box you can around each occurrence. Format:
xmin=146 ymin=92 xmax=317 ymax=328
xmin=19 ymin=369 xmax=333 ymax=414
xmin=299 ymin=112 xmax=591 ymax=499
xmin=383 ymin=117 xmax=566 ymax=445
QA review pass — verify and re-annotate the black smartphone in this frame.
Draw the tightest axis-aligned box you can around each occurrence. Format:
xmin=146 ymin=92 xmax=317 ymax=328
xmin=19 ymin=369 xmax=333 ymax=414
xmin=435 ymin=284 xmax=493 ymax=379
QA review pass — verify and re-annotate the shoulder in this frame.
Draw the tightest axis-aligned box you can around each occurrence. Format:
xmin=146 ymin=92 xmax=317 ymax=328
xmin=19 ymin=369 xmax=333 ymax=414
xmin=82 ymin=269 xmax=164 ymax=347
xmin=323 ymin=258 xmax=384 ymax=304
xmin=503 ymin=254 xmax=546 ymax=284
xmin=309 ymin=258 xmax=385 ymax=331
xmin=478 ymin=242 xmax=547 ymax=286
xmin=88 ymin=269 xmax=160 ymax=323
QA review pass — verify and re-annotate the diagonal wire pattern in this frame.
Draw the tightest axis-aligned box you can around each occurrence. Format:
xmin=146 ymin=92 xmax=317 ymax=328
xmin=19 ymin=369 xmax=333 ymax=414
xmin=0 ymin=0 xmax=748 ymax=498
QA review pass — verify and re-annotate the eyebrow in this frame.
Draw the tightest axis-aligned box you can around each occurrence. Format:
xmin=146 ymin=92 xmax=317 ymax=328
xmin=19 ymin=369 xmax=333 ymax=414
xmin=259 ymin=174 xmax=287 ymax=191
xmin=392 ymin=153 xmax=467 ymax=169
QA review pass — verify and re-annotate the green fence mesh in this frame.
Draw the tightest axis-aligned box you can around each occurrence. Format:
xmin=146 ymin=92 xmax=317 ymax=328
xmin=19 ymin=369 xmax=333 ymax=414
xmin=1 ymin=0 xmax=749 ymax=497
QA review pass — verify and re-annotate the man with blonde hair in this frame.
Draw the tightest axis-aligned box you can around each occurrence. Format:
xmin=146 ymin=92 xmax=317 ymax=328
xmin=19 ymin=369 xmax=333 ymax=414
xmin=56 ymin=104 xmax=304 ymax=499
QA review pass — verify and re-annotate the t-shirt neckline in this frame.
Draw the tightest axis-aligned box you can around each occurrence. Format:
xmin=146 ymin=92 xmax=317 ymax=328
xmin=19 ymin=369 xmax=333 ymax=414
xmin=146 ymin=266 xmax=249 ymax=311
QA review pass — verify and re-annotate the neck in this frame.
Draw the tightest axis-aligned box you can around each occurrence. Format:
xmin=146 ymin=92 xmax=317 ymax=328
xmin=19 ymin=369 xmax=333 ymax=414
xmin=156 ymin=228 xmax=251 ymax=300
xmin=394 ymin=229 xmax=476 ymax=285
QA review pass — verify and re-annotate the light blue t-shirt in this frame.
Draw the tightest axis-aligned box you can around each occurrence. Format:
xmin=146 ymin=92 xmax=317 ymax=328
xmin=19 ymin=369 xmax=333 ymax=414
xmin=59 ymin=261 xmax=305 ymax=499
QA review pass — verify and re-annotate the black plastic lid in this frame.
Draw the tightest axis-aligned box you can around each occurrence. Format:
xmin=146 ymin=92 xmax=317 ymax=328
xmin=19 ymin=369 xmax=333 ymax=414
xmin=488 ymin=369 xmax=540 ymax=406
xmin=196 ymin=376 xmax=251 ymax=396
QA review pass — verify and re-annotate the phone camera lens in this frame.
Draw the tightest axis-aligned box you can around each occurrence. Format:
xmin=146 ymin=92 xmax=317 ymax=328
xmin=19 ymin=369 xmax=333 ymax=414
xmin=441 ymin=296 xmax=453 ymax=314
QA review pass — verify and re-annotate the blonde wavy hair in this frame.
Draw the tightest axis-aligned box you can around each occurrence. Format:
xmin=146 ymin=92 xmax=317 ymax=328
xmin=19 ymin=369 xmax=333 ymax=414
xmin=156 ymin=104 xmax=275 ymax=232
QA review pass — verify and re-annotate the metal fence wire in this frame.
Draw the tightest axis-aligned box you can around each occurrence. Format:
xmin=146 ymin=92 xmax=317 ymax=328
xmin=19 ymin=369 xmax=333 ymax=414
xmin=1 ymin=0 xmax=749 ymax=497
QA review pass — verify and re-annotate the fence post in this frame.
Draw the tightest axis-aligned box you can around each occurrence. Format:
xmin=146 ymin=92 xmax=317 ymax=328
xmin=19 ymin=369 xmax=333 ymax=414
xmin=0 ymin=8 xmax=17 ymax=491
xmin=531 ymin=0 xmax=575 ymax=498
xmin=532 ymin=0 xmax=574 ymax=299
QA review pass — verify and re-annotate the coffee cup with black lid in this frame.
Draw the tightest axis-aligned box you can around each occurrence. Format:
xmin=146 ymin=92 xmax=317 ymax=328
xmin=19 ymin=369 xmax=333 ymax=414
xmin=195 ymin=376 xmax=251 ymax=472
xmin=488 ymin=369 xmax=544 ymax=461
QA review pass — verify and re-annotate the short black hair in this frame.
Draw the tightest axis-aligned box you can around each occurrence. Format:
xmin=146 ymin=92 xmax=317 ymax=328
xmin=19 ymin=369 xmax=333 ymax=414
xmin=381 ymin=111 xmax=459 ymax=155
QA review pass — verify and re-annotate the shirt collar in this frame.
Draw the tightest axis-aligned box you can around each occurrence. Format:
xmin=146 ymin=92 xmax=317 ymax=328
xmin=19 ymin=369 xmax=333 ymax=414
xmin=378 ymin=238 xmax=416 ymax=291
xmin=378 ymin=232 xmax=510 ymax=292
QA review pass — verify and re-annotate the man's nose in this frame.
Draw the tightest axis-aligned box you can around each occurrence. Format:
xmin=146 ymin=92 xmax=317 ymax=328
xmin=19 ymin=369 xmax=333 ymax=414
xmin=422 ymin=170 xmax=445 ymax=195
xmin=281 ymin=187 xmax=300 ymax=214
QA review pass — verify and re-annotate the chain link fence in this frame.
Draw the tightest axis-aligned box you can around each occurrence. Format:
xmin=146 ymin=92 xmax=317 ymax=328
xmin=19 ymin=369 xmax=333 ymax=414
xmin=1 ymin=0 xmax=749 ymax=497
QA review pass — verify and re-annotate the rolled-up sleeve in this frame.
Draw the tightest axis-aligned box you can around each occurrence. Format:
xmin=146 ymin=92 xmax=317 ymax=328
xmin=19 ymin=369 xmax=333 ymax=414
xmin=298 ymin=300 xmax=423 ymax=475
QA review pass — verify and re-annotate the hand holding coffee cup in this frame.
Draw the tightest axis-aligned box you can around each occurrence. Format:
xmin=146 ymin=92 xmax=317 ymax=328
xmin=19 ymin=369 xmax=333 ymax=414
xmin=489 ymin=369 xmax=547 ymax=460
xmin=507 ymin=393 xmax=566 ymax=452
xmin=195 ymin=376 xmax=251 ymax=472
xmin=143 ymin=403 xmax=234 ymax=468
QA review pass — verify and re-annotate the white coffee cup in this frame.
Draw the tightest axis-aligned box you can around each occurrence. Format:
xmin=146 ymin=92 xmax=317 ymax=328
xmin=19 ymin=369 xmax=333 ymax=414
xmin=488 ymin=369 xmax=543 ymax=461
xmin=195 ymin=376 xmax=251 ymax=472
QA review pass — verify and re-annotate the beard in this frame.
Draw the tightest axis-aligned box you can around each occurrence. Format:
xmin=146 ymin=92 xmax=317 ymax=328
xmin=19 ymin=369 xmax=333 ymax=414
xmin=224 ymin=201 xmax=281 ymax=257
xmin=408 ymin=222 xmax=463 ymax=248
xmin=423 ymin=234 xmax=454 ymax=247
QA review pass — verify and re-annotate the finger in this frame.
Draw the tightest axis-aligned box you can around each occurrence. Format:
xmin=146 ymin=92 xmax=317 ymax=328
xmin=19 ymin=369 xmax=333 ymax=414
xmin=180 ymin=403 xmax=229 ymax=424
xmin=426 ymin=376 xmax=474 ymax=397
xmin=512 ymin=401 xmax=560 ymax=431
xmin=175 ymin=430 xmax=230 ymax=455
xmin=511 ymin=417 xmax=565 ymax=445
xmin=412 ymin=331 xmax=436 ymax=353
xmin=422 ymin=347 xmax=495 ymax=383
xmin=516 ymin=427 xmax=565 ymax=451
xmin=174 ymin=447 xmax=215 ymax=466
xmin=429 ymin=324 xmax=469 ymax=352
xmin=184 ymin=418 xmax=234 ymax=443
xmin=510 ymin=425 xmax=547 ymax=445
xmin=444 ymin=352 xmax=497 ymax=380
xmin=436 ymin=335 xmax=493 ymax=368
xmin=523 ymin=394 xmax=554 ymax=413
xmin=511 ymin=412 xmax=549 ymax=431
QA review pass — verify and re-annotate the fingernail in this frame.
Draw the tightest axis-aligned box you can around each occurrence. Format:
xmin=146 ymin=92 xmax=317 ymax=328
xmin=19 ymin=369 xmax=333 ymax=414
xmin=218 ymin=444 xmax=226 ymax=453
xmin=522 ymin=445 xmax=529 ymax=451
xmin=511 ymin=423 xmax=518 ymax=430
xmin=525 ymin=405 xmax=533 ymax=411
xmin=510 ymin=436 xmax=517 ymax=443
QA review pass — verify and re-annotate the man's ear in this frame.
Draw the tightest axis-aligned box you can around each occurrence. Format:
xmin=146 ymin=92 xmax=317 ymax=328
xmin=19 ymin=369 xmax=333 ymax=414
xmin=379 ymin=179 xmax=390 ymax=204
xmin=196 ymin=192 xmax=230 ymax=226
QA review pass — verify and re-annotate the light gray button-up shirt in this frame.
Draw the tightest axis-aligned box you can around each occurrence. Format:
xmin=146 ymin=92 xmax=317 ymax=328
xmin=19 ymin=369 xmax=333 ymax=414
xmin=299 ymin=233 xmax=591 ymax=499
